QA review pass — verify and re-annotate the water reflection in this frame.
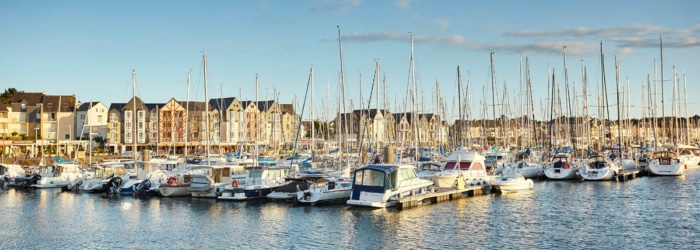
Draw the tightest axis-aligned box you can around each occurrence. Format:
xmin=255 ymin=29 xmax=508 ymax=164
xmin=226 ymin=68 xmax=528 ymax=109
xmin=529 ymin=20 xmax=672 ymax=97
xmin=0 ymin=173 xmax=699 ymax=248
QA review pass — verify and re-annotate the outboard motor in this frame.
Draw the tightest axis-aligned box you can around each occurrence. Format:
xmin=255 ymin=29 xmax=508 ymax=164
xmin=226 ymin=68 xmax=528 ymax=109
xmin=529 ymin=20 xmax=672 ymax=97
xmin=64 ymin=179 xmax=83 ymax=192
xmin=20 ymin=175 xmax=41 ymax=188
xmin=133 ymin=179 xmax=152 ymax=195
xmin=0 ymin=176 xmax=6 ymax=189
xmin=102 ymin=176 xmax=123 ymax=193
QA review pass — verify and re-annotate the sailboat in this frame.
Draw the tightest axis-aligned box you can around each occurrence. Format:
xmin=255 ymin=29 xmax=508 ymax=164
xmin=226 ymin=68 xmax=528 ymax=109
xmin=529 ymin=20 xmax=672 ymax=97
xmin=579 ymin=42 xmax=622 ymax=181
xmin=188 ymin=53 xmax=239 ymax=198
xmin=647 ymin=37 xmax=684 ymax=176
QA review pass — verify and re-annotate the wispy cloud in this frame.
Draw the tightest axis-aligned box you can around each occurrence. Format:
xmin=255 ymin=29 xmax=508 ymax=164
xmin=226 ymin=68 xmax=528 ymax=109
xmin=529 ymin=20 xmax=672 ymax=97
xmin=394 ymin=0 xmax=412 ymax=8
xmin=505 ymin=23 xmax=700 ymax=49
xmin=336 ymin=32 xmax=591 ymax=56
xmin=329 ymin=23 xmax=700 ymax=56
xmin=437 ymin=19 xmax=450 ymax=29
xmin=309 ymin=0 xmax=362 ymax=12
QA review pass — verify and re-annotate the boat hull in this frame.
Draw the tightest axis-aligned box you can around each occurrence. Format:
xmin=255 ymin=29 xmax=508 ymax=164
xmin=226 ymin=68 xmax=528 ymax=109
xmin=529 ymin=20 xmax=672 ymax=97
xmin=648 ymin=163 xmax=684 ymax=176
xmin=158 ymin=184 xmax=191 ymax=197
xmin=544 ymin=167 xmax=580 ymax=180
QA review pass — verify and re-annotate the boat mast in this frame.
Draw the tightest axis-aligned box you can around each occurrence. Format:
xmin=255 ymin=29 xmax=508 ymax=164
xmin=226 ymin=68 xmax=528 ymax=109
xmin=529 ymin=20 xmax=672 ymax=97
xmin=684 ymin=72 xmax=689 ymax=144
xmin=132 ymin=70 xmax=138 ymax=162
xmin=660 ymin=36 xmax=666 ymax=144
xmin=202 ymin=54 xmax=211 ymax=166
xmin=457 ymin=65 xmax=463 ymax=148
xmin=490 ymin=52 xmax=498 ymax=149
xmin=185 ymin=70 xmax=190 ymax=158
xmin=615 ymin=56 xmax=623 ymax=158
xmin=649 ymin=74 xmax=658 ymax=152
xmin=311 ymin=65 xmax=315 ymax=154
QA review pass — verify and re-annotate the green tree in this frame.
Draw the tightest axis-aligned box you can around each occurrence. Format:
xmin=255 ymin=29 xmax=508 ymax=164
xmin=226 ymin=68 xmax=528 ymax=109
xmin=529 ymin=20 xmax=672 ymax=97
xmin=93 ymin=136 xmax=106 ymax=150
xmin=0 ymin=88 xmax=18 ymax=105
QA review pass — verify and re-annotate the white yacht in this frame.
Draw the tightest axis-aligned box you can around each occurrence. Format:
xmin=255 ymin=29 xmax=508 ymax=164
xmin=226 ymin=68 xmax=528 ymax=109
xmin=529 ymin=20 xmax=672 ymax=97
xmin=218 ymin=166 xmax=288 ymax=201
xmin=544 ymin=153 xmax=580 ymax=180
xmin=648 ymin=151 xmax=684 ymax=176
xmin=0 ymin=163 xmax=26 ymax=187
xmin=31 ymin=163 xmax=86 ymax=188
xmin=492 ymin=172 xmax=534 ymax=192
xmin=502 ymin=151 xmax=543 ymax=179
xmin=431 ymin=150 xmax=488 ymax=188
xmin=579 ymin=153 xmax=621 ymax=181
xmin=346 ymin=164 xmax=434 ymax=208
xmin=295 ymin=177 xmax=353 ymax=205
xmin=677 ymin=145 xmax=700 ymax=170
xmin=188 ymin=165 xmax=239 ymax=198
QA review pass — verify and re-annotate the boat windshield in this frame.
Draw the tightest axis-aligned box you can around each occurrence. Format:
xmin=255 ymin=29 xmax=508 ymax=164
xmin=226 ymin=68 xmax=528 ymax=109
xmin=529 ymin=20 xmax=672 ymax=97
xmin=354 ymin=169 xmax=388 ymax=188
xmin=445 ymin=162 xmax=474 ymax=170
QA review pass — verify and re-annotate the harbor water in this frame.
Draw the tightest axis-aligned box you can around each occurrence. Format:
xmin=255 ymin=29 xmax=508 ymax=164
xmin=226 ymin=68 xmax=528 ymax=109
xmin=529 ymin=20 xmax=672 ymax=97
xmin=2 ymin=171 xmax=699 ymax=249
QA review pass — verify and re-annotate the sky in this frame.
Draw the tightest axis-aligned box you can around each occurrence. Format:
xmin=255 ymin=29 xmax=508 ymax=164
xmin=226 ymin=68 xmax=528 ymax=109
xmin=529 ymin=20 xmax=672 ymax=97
xmin=1 ymin=0 xmax=699 ymax=122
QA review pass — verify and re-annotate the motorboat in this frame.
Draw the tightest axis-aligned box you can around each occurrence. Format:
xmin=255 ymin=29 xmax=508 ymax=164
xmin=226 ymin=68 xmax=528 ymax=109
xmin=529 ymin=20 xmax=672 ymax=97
xmin=158 ymin=174 xmax=192 ymax=197
xmin=188 ymin=165 xmax=240 ymax=198
xmin=218 ymin=166 xmax=288 ymax=201
xmin=485 ymin=151 xmax=510 ymax=174
xmin=266 ymin=175 xmax=325 ymax=201
xmin=31 ymin=163 xmax=86 ymax=188
xmin=346 ymin=164 xmax=434 ymax=208
xmin=295 ymin=177 xmax=353 ymax=205
xmin=648 ymin=151 xmax=684 ymax=176
xmin=431 ymin=150 xmax=488 ymax=188
xmin=677 ymin=145 xmax=700 ymax=170
xmin=492 ymin=172 xmax=534 ymax=192
xmin=79 ymin=163 xmax=130 ymax=193
xmin=502 ymin=150 xmax=543 ymax=179
xmin=0 ymin=163 xmax=26 ymax=187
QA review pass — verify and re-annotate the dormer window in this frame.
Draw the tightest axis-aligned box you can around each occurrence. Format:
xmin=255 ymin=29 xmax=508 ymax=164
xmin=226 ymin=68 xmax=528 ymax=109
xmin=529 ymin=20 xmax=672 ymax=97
xmin=63 ymin=103 xmax=68 ymax=107
xmin=47 ymin=103 xmax=53 ymax=107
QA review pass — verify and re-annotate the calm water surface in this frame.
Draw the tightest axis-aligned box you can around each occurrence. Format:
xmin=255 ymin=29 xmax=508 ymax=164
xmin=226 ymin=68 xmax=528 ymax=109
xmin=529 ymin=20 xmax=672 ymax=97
xmin=2 ymin=170 xmax=699 ymax=249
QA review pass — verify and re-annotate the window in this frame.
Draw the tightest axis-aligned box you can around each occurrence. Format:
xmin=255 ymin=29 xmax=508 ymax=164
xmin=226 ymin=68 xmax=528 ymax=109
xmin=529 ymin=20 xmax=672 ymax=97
xmin=21 ymin=103 xmax=27 ymax=111
xmin=47 ymin=103 xmax=53 ymax=107
xmin=97 ymin=115 xmax=102 ymax=123
xmin=63 ymin=103 xmax=68 ymax=107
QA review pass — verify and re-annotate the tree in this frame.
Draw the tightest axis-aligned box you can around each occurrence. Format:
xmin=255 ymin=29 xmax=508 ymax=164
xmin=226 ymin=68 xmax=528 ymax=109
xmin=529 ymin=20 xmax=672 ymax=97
xmin=93 ymin=136 xmax=106 ymax=150
xmin=0 ymin=88 xmax=18 ymax=105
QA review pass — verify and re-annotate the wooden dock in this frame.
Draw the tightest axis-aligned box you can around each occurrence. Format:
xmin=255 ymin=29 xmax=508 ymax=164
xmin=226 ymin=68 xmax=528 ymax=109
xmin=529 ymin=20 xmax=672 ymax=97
xmin=616 ymin=169 xmax=641 ymax=182
xmin=395 ymin=185 xmax=491 ymax=210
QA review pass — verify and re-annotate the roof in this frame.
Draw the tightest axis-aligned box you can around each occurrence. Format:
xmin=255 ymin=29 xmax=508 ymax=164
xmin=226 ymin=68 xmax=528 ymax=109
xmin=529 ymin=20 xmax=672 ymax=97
xmin=0 ymin=101 xmax=7 ymax=112
xmin=240 ymin=100 xmax=276 ymax=112
xmin=77 ymin=101 xmax=101 ymax=112
xmin=11 ymin=92 xmax=43 ymax=105
xmin=109 ymin=103 xmax=126 ymax=111
xmin=209 ymin=97 xmax=237 ymax=110
xmin=42 ymin=95 xmax=75 ymax=112
xmin=145 ymin=103 xmax=165 ymax=111
xmin=279 ymin=104 xmax=295 ymax=115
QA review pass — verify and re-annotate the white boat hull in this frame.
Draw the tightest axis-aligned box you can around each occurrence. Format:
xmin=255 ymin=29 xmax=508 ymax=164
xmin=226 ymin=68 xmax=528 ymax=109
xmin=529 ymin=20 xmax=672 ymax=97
xmin=492 ymin=176 xmax=534 ymax=192
xmin=158 ymin=185 xmax=191 ymax=197
xmin=648 ymin=162 xmax=684 ymax=176
xmin=544 ymin=167 xmax=580 ymax=180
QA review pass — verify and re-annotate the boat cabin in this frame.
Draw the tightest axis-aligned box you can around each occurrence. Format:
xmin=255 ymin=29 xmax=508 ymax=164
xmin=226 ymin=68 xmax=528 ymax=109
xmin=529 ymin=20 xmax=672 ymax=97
xmin=651 ymin=151 xmax=679 ymax=165
xmin=552 ymin=154 xmax=572 ymax=169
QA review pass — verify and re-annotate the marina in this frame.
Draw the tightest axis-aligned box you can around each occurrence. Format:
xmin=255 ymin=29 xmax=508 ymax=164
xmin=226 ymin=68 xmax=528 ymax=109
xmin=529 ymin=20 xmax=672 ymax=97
xmin=1 ymin=167 xmax=698 ymax=249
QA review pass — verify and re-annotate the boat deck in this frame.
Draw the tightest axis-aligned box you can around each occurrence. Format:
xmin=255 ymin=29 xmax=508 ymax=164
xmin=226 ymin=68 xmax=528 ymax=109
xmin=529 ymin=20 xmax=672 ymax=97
xmin=394 ymin=185 xmax=491 ymax=210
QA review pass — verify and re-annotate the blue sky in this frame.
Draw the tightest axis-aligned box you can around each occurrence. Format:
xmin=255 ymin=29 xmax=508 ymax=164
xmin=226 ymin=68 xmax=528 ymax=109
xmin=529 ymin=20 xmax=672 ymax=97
xmin=1 ymin=0 xmax=698 ymax=122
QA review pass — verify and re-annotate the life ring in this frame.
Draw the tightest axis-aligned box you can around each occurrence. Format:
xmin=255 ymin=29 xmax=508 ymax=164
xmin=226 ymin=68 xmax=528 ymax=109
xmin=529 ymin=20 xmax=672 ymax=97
xmin=167 ymin=176 xmax=178 ymax=185
xmin=231 ymin=179 xmax=239 ymax=188
xmin=563 ymin=162 xmax=571 ymax=169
